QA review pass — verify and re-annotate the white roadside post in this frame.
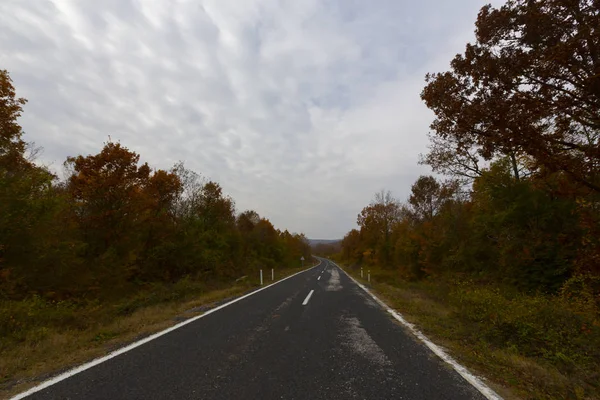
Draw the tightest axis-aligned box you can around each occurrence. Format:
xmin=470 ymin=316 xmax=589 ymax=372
xmin=271 ymin=268 xmax=274 ymax=281
xmin=260 ymin=269 xmax=263 ymax=285
xmin=301 ymin=256 xmax=305 ymax=268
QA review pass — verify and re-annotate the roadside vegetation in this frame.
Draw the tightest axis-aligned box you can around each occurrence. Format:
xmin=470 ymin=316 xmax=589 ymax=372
xmin=0 ymin=68 xmax=312 ymax=397
xmin=340 ymin=266 xmax=599 ymax=399
xmin=0 ymin=263 xmax=312 ymax=399
xmin=337 ymin=1 xmax=600 ymax=399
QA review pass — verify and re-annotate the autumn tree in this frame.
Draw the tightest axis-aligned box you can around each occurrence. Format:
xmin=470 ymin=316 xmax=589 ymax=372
xmin=408 ymin=176 xmax=457 ymax=221
xmin=195 ymin=181 xmax=236 ymax=231
xmin=0 ymin=70 xmax=73 ymax=297
xmin=341 ymin=229 xmax=361 ymax=263
xmin=470 ymin=159 xmax=582 ymax=291
xmin=280 ymin=230 xmax=311 ymax=263
xmin=357 ymin=191 xmax=400 ymax=266
xmin=0 ymin=69 xmax=27 ymax=171
xmin=237 ymin=210 xmax=261 ymax=233
xmin=65 ymin=142 xmax=151 ymax=260
xmin=135 ymin=168 xmax=183 ymax=281
xmin=421 ymin=0 xmax=600 ymax=192
xmin=1 ymin=69 xmax=29 ymax=271
xmin=419 ymin=134 xmax=483 ymax=181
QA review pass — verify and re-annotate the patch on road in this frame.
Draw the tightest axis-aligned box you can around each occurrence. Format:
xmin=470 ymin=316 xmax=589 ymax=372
xmin=340 ymin=316 xmax=391 ymax=367
xmin=352 ymin=287 xmax=380 ymax=309
xmin=326 ymin=268 xmax=343 ymax=292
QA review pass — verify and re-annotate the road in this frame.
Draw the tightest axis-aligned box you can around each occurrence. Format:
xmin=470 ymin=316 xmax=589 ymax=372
xmin=16 ymin=258 xmax=491 ymax=400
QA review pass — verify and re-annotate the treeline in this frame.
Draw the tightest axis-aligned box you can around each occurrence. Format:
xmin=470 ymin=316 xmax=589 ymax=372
xmin=342 ymin=167 xmax=598 ymax=293
xmin=0 ymin=69 xmax=310 ymax=301
xmin=311 ymin=241 xmax=342 ymax=257
xmin=341 ymin=0 xmax=600 ymax=296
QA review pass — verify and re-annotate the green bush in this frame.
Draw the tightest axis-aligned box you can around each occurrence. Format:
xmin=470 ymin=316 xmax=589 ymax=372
xmin=449 ymin=282 xmax=600 ymax=374
xmin=0 ymin=296 xmax=81 ymax=344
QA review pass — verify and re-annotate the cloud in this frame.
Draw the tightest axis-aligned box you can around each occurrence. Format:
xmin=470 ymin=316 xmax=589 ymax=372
xmin=0 ymin=0 xmax=500 ymax=238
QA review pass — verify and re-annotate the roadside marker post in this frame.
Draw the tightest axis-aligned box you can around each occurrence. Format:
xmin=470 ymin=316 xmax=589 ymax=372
xmin=361 ymin=268 xmax=363 ymax=278
xmin=301 ymin=256 xmax=305 ymax=268
xmin=368 ymin=270 xmax=371 ymax=283
xmin=271 ymin=268 xmax=274 ymax=281
xmin=260 ymin=270 xmax=263 ymax=285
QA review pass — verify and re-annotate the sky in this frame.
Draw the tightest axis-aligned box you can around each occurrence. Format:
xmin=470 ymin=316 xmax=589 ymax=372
xmin=0 ymin=0 xmax=502 ymax=239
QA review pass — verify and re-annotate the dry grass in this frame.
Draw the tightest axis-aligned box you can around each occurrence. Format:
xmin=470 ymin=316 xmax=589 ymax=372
xmin=0 ymin=265 xmax=310 ymax=400
xmin=342 ymin=265 xmax=600 ymax=400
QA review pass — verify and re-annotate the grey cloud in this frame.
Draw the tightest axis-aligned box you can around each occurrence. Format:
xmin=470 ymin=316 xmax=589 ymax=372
xmin=0 ymin=0 xmax=500 ymax=239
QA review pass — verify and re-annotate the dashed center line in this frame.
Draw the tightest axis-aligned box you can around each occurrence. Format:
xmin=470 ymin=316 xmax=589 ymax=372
xmin=317 ymin=275 xmax=321 ymax=281
xmin=302 ymin=290 xmax=315 ymax=305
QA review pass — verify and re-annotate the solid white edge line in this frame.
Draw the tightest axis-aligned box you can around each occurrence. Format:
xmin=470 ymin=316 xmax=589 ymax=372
xmin=332 ymin=261 xmax=503 ymax=400
xmin=10 ymin=259 xmax=323 ymax=400
xmin=302 ymin=289 xmax=315 ymax=306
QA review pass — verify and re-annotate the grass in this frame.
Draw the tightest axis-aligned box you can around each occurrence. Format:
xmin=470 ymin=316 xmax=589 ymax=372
xmin=0 ymin=263 xmax=313 ymax=400
xmin=340 ymin=264 xmax=600 ymax=400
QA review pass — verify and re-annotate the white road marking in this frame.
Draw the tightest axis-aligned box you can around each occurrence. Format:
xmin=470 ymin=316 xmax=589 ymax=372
xmin=317 ymin=275 xmax=321 ymax=280
xmin=334 ymin=261 xmax=503 ymax=400
xmin=302 ymin=290 xmax=315 ymax=305
xmin=10 ymin=260 xmax=323 ymax=400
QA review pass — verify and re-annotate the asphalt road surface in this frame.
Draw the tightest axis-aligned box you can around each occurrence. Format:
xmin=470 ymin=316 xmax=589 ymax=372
xmin=18 ymin=258 xmax=489 ymax=400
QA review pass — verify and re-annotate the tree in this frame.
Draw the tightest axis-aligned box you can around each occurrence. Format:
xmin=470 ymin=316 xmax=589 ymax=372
xmin=0 ymin=69 xmax=27 ymax=171
xmin=134 ymin=168 xmax=183 ymax=281
xmin=171 ymin=162 xmax=205 ymax=219
xmin=357 ymin=190 xmax=400 ymax=266
xmin=195 ymin=181 xmax=236 ymax=231
xmin=470 ymin=159 xmax=582 ymax=291
xmin=0 ymin=70 xmax=86 ymax=298
xmin=422 ymin=0 xmax=600 ymax=192
xmin=341 ymin=229 xmax=361 ymax=262
xmin=281 ymin=230 xmax=311 ymax=263
xmin=419 ymin=134 xmax=483 ymax=181
xmin=64 ymin=141 xmax=152 ymax=274
xmin=237 ymin=210 xmax=261 ymax=233
xmin=408 ymin=176 xmax=457 ymax=221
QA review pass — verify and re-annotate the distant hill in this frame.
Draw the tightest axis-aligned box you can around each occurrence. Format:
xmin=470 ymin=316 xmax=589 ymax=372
xmin=307 ymin=239 xmax=341 ymax=247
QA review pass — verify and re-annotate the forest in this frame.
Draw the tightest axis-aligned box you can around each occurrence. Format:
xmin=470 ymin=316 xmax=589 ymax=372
xmin=0 ymin=68 xmax=310 ymax=301
xmin=0 ymin=68 xmax=311 ymax=388
xmin=339 ymin=1 xmax=599 ymax=398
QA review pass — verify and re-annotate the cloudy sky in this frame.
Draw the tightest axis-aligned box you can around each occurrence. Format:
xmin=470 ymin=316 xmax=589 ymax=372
xmin=1 ymin=0 xmax=501 ymax=239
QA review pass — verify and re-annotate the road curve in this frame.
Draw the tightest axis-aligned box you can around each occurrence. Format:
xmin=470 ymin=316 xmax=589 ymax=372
xmin=15 ymin=258 xmax=490 ymax=400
